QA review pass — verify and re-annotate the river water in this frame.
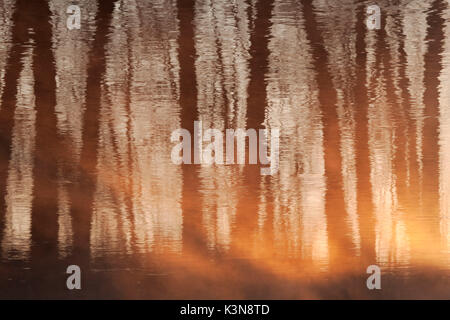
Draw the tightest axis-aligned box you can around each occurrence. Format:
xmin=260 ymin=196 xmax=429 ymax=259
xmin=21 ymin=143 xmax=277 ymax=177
xmin=0 ymin=0 xmax=449 ymax=298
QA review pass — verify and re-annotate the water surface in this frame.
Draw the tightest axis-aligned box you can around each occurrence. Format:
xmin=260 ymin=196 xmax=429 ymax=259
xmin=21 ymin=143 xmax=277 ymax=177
xmin=0 ymin=0 xmax=450 ymax=299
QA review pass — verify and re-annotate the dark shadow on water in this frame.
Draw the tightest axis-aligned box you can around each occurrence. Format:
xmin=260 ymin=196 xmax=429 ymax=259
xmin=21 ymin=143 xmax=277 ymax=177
xmin=69 ymin=0 xmax=118 ymax=272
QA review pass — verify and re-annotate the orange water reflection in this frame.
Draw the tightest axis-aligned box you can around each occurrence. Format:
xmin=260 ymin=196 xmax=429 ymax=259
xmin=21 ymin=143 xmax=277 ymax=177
xmin=0 ymin=0 xmax=450 ymax=299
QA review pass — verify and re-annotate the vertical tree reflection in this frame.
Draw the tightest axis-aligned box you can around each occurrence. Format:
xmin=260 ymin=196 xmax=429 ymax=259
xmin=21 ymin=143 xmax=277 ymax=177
xmin=301 ymin=0 xmax=346 ymax=266
xmin=439 ymin=0 xmax=450 ymax=261
xmin=0 ymin=0 xmax=15 ymax=103
xmin=313 ymin=0 xmax=361 ymax=254
xmin=125 ymin=0 xmax=182 ymax=255
xmin=2 ymin=47 xmax=35 ymax=261
xmin=0 ymin=0 xmax=17 ymax=255
xmin=264 ymin=0 xmax=328 ymax=265
xmin=193 ymin=0 xmax=251 ymax=251
xmin=30 ymin=0 xmax=60 ymax=269
xmin=70 ymin=0 xmax=117 ymax=265
xmin=49 ymin=0 xmax=98 ymax=259
xmin=422 ymin=0 xmax=445 ymax=263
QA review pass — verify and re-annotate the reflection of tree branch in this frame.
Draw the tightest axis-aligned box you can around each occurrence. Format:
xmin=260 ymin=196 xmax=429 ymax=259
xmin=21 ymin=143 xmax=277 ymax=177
xmin=247 ymin=0 xmax=273 ymax=130
xmin=177 ymin=0 xmax=208 ymax=253
xmin=30 ymin=0 xmax=60 ymax=264
xmin=422 ymin=0 xmax=445 ymax=213
xmin=70 ymin=0 xmax=118 ymax=265
xmin=300 ymin=0 xmax=351 ymax=261
xmin=0 ymin=0 xmax=31 ymax=256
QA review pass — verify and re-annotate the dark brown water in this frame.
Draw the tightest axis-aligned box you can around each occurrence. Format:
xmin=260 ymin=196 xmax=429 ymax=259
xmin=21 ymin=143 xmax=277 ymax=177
xmin=0 ymin=0 xmax=450 ymax=299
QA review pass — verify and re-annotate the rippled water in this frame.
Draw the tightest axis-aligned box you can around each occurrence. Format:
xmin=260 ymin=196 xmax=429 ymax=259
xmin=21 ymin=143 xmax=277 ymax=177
xmin=0 ymin=0 xmax=450 ymax=299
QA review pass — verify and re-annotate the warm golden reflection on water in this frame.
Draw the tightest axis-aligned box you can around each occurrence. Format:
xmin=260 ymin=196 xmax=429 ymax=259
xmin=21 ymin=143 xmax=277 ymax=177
xmin=0 ymin=0 xmax=450 ymax=299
